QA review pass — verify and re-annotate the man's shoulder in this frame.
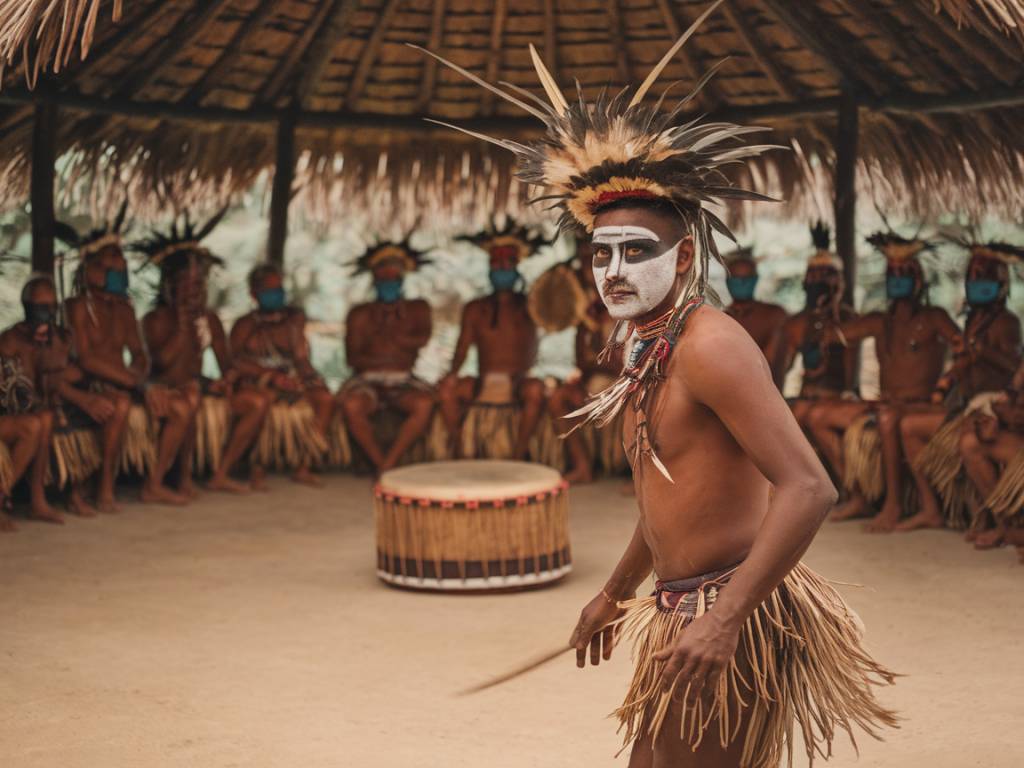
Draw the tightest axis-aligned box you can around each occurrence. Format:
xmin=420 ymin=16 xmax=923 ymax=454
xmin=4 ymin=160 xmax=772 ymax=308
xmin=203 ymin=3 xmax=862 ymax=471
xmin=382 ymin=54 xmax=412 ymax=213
xmin=680 ymin=305 xmax=762 ymax=365
xmin=754 ymin=301 xmax=787 ymax=319
xmin=405 ymin=298 xmax=431 ymax=313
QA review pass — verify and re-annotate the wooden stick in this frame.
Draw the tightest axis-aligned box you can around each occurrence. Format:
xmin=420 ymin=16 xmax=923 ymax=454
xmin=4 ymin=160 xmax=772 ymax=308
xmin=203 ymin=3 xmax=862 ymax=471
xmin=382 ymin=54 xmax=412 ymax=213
xmin=458 ymin=644 xmax=572 ymax=696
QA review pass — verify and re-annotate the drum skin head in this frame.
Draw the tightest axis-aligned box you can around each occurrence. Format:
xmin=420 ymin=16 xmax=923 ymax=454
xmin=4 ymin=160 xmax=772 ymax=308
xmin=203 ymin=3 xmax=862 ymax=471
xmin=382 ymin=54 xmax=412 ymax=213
xmin=378 ymin=459 xmax=561 ymax=503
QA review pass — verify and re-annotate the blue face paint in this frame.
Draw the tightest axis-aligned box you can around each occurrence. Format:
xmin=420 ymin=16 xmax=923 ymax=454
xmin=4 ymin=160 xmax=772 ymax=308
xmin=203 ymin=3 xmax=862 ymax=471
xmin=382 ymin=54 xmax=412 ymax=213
xmin=257 ymin=286 xmax=286 ymax=311
xmin=800 ymin=343 xmax=823 ymax=371
xmin=375 ymin=279 xmax=403 ymax=304
xmin=966 ymin=279 xmax=1001 ymax=306
xmin=104 ymin=269 xmax=129 ymax=296
xmin=489 ymin=268 xmax=520 ymax=292
xmin=886 ymin=275 xmax=916 ymax=300
xmin=726 ymin=275 xmax=758 ymax=302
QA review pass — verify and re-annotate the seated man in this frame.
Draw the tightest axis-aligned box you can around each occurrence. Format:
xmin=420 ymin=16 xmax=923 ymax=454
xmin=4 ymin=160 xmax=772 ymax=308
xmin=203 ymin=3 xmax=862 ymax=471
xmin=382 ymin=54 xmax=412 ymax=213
xmin=439 ymin=221 xmax=551 ymax=460
xmin=339 ymin=240 xmax=434 ymax=473
xmin=778 ymin=223 xmax=858 ymax=431
xmin=137 ymin=217 xmax=272 ymax=494
xmin=808 ymin=233 xmax=961 ymax=531
xmin=723 ymin=247 xmax=787 ymax=386
xmin=549 ymin=237 xmax=625 ymax=483
xmin=960 ymin=360 xmax=1024 ymax=554
xmin=230 ymin=263 xmax=333 ymax=484
xmin=0 ymin=275 xmax=118 ymax=526
xmin=61 ymin=215 xmax=192 ymax=508
xmin=900 ymin=242 xmax=1023 ymax=532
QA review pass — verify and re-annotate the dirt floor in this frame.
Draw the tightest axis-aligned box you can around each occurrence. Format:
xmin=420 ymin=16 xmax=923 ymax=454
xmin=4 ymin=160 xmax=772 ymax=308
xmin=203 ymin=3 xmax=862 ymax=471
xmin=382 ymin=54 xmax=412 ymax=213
xmin=2 ymin=475 xmax=1022 ymax=768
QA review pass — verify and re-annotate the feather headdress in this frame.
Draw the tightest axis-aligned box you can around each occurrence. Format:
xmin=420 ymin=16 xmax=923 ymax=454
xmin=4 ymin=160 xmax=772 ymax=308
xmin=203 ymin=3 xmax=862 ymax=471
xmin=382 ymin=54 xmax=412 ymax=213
xmin=966 ymin=241 xmax=1024 ymax=265
xmin=458 ymin=218 xmax=555 ymax=264
xmin=352 ymin=236 xmax=431 ymax=276
xmin=807 ymin=221 xmax=843 ymax=272
xmin=409 ymin=0 xmax=779 ymax=304
xmin=724 ymin=245 xmax=755 ymax=266
xmin=129 ymin=208 xmax=228 ymax=271
xmin=867 ymin=231 xmax=934 ymax=264
xmin=53 ymin=201 xmax=129 ymax=261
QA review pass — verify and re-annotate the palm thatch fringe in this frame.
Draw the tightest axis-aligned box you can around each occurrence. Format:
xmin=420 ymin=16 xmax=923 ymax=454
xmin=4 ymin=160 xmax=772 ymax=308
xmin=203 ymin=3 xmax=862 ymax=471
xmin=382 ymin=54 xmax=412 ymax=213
xmin=51 ymin=428 xmax=101 ymax=487
xmin=0 ymin=439 xmax=13 ymax=493
xmin=615 ymin=563 xmax=898 ymax=768
xmin=842 ymin=414 xmax=884 ymax=502
xmin=1 ymin=2 xmax=1024 ymax=225
xmin=120 ymin=403 xmax=155 ymax=475
xmin=0 ymin=0 xmax=122 ymax=86
xmin=195 ymin=395 xmax=230 ymax=474
xmin=251 ymin=400 xmax=327 ymax=471
xmin=982 ymin=446 xmax=1024 ymax=524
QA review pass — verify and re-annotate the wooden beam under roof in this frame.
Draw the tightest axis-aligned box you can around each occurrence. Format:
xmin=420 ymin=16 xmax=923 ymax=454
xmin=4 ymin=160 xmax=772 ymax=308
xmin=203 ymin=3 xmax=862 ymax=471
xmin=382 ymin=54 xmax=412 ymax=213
xmin=345 ymin=0 xmax=405 ymax=110
xmin=415 ymin=0 xmax=448 ymax=112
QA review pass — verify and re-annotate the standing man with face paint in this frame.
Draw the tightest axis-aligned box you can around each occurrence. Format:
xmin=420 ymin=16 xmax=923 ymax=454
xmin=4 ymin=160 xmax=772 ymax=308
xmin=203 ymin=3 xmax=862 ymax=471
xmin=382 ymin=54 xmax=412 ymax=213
xmin=900 ymin=242 xmax=1023 ymax=533
xmin=414 ymin=10 xmax=898 ymax=763
xmin=230 ymin=263 xmax=333 ymax=484
xmin=806 ymin=233 xmax=962 ymax=530
xmin=339 ymin=241 xmax=434 ymax=473
xmin=438 ymin=222 xmax=551 ymax=460
xmin=722 ymin=248 xmax=787 ymax=386
xmin=62 ymin=221 xmax=191 ymax=510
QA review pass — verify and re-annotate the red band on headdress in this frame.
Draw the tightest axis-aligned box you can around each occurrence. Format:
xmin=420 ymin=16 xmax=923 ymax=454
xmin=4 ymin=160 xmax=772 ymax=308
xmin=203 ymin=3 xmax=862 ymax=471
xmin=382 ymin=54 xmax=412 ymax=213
xmin=593 ymin=189 xmax=659 ymax=209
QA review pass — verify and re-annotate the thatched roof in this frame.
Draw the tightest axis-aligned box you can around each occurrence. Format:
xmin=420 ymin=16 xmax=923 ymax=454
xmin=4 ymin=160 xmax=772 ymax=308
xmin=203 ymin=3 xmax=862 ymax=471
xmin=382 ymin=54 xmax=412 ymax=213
xmin=1 ymin=0 xmax=1024 ymax=226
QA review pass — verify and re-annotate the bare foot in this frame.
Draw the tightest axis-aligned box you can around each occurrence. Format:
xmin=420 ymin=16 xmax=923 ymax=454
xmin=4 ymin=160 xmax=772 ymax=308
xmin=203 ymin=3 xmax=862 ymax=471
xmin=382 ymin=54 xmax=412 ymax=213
xmin=140 ymin=484 xmax=189 ymax=506
xmin=207 ymin=475 xmax=251 ymax=495
xmin=0 ymin=511 xmax=15 ymax=532
xmin=96 ymin=495 xmax=122 ymax=514
xmin=29 ymin=503 xmax=65 ymax=526
xmin=830 ymin=495 xmax=871 ymax=522
xmin=895 ymin=510 xmax=945 ymax=532
xmin=291 ymin=467 xmax=324 ymax=487
xmin=68 ymin=494 xmax=99 ymax=518
xmin=864 ymin=504 xmax=902 ymax=533
xmin=973 ymin=528 xmax=1006 ymax=550
xmin=564 ymin=465 xmax=594 ymax=485
xmin=179 ymin=481 xmax=200 ymax=500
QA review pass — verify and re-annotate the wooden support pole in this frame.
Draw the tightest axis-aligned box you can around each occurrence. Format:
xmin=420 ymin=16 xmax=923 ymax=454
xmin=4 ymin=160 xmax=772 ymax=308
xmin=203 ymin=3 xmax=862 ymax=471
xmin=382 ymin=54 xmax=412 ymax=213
xmin=267 ymin=114 xmax=296 ymax=268
xmin=834 ymin=89 xmax=859 ymax=306
xmin=30 ymin=101 xmax=57 ymax=275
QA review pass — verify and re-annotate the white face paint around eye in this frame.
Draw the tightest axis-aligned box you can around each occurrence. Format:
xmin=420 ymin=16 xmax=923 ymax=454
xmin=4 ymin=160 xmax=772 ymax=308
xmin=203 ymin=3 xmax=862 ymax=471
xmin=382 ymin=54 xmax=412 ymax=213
xmin=591 ymin=225 xmax=681 ymax=320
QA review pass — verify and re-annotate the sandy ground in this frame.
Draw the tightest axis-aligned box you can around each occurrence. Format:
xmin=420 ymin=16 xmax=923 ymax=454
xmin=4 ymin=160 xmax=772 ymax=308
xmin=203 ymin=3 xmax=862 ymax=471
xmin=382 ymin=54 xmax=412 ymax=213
xmin=2 ymin=475 xmax=1022 ymax=768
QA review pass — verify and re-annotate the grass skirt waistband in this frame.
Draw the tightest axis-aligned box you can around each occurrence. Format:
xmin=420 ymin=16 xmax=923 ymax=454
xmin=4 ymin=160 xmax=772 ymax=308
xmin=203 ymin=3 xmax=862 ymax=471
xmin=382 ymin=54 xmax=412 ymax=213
xmin=614 ymin=562 xmax=898 ymax=768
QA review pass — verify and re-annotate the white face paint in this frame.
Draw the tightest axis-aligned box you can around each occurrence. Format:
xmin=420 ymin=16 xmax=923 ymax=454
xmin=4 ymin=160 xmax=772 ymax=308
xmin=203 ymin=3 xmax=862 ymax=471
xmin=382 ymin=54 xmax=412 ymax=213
xmin=591 ymin=225 xmax=681 ymax=320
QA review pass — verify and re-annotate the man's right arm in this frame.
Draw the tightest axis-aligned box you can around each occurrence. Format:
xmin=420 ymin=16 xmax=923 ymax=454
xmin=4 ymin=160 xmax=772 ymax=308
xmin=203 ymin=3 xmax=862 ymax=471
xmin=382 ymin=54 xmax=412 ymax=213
xmin=570 ymin=520 xmax=652 ymax=667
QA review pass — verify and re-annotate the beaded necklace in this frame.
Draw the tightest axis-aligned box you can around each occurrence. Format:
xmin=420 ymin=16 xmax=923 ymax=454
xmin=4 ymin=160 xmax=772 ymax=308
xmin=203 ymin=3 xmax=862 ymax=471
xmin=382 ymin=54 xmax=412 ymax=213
xmin=564 ymin=295 xmax=704 ymax=481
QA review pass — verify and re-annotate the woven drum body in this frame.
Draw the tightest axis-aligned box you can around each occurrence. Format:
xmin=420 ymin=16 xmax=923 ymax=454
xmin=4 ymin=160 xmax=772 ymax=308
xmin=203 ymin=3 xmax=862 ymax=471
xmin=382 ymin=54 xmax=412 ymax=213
xmin=375 ymin=460 xmax=571 ymax=592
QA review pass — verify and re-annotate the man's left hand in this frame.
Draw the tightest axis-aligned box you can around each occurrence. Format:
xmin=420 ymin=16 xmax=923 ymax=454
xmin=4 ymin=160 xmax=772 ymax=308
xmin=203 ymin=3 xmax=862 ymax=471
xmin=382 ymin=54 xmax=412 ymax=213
xmin=653 ymin=610 xmax=740 ymax=696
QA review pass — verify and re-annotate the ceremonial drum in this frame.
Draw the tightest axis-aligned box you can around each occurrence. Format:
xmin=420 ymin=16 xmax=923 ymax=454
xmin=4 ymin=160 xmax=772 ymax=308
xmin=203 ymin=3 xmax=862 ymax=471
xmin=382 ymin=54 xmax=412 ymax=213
xmin=374 ymin=460 xmax=571 ymax=592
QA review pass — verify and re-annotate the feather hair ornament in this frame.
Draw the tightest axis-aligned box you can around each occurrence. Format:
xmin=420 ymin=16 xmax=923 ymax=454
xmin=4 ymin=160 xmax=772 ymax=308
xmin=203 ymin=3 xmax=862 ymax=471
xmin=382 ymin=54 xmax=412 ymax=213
xmin=457 ymin=217 xmax=556 ymax=264
xmin=129 ymin=206 xmax=229 ymax=272
xmin=54 ymin=200 xmax=130 ymax=261
xmin=410 ymin=0 xmax=780 ymax=479
xmin=352 ymin=235 xmax=432 ymax=276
